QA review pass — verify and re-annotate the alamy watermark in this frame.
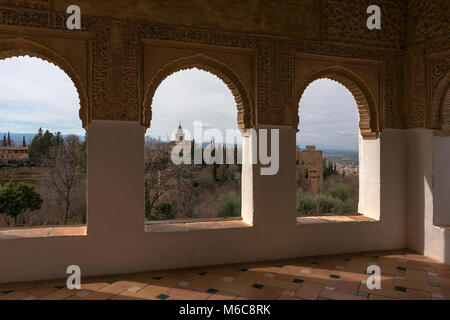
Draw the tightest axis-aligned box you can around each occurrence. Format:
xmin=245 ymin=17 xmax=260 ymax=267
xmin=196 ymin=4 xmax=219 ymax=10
xmin=169 ymin=122 xmax=279 ymax=176
xmin=367 ymin=5 xmax=381 ymax=30
xmin=65 ymin=4 xmax=382 ymax=33
xmin=66 ymin=264 xmax=81 ymax=290
xmin=66 ymin=5 xmax=81 ymax=30
xmin=366 ymin=264 xmax=381 ymax=290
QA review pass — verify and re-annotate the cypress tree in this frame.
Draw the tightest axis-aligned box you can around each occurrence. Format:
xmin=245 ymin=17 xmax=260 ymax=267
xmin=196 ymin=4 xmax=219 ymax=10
xmin=234 ymin=142 xmax=242 ymax=173
xmin=2 ymin=134 xmax=6 ymax=147
xmin=223 ymin=144 xmax=227 ymax=167
xmin=211 ymin=139 xmax=217 ymax=181
xmin=7 ymin=132 xmax=11 ymax=146
xmin=191 ymin=139 xmax=195 ymax=164
xmin=22 ymin=136 xmax=26 ymax=147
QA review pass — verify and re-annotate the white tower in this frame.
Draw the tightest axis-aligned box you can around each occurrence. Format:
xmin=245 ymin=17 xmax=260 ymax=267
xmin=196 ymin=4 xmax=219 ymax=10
xmin=175 ymin=122 xmax=185 ymax=144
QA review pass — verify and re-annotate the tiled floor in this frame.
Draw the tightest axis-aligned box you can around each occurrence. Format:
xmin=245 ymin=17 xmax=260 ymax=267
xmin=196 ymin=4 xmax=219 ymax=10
xmin=1 ymin=249 xmax=449 ymax=300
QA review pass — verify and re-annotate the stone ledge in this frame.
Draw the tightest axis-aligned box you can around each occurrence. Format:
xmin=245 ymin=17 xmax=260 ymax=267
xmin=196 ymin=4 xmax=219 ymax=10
xmin=145 ymin=219 xmax=251 ymax=233
xmin=0 ymin=225 xmax=87 ymax=240
xmin=297 ymin=215 xmax=377 ymax=225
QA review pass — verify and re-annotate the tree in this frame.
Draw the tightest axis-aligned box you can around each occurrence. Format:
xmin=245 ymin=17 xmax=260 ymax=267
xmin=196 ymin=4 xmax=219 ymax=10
xmin=43 ymin=135 xmax=85 ymax=225
xmin=329 ymin=184 xmax=350 ymax=202
xmin=323 ymin=160 xmax=338 ymax=180
xmin=234 ymin=142 xmax=241 ymax=173
xmin=144 ymin=138 xmax=179 ymax=218
xmin=190 ymin=139 xmax=195 ymax=164
xmin=153 ymin=202 xmax=175 ymax=220
xmin=216 ymin=192 xmax=241 ymax=217
xmin=28 ymin=128 xmax=63 ymax=165
xmin=2 ymin=134 xmax=6 ymax=147
xmin=296 ymin=189 xmax=316 ymax=215
xmin=7 ymin=132 xmax=11 ymax=146
xmin=22 ymin=136 xmax=26 ymax=147
xmin=0 ymin=181 xmax=43 ymax=225
xmin=211 ymin=139 xmax=217 ymax=182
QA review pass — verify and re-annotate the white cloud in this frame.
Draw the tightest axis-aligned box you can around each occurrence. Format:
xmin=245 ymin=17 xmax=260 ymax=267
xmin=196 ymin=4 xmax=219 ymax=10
xmin=147 ymin=68 xmax=238 ymax=143
xmin=0 ymin=56 xmax=83 ymax=135
xmin=298 ymin=78 xmax=359 ymax=151
xmin=0 ymin=59 xmax=359 ymax=150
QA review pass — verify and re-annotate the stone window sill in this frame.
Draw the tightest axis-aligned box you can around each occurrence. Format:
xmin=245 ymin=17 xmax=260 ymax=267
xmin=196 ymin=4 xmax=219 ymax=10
xmin=297 ymin=215 xmax=377 ymax=226
xmin=145 ymin=217 xmax=251 ymax=233
xmin=0 ymin=225 xmax=87 ymax=240
xmin=434 ymin=224 xmax=450 ymax=230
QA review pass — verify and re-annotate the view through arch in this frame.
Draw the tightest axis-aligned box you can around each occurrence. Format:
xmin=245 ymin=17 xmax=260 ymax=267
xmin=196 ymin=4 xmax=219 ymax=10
xmin=0 ymin=56 xmax=86 ymax=228
xmin=296 ymin=78 xmax=360 ymax=217
xmin=144 ymin=68 xmax=243 ymax=223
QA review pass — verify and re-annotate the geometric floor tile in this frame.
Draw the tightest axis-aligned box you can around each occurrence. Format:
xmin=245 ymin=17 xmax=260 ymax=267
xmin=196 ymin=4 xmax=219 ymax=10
xmin=0 ymin=249 xmax=448 ymax=300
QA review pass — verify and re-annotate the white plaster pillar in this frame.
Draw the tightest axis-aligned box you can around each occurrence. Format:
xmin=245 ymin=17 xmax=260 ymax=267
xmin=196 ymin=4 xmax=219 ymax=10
xmin=252 ymin=126 xmax=297 ymax=231
xmin=86 ymin=121 xmax=145 ymax=239
xmin=358 ymin=132 xmax=381 ymax=220
xmin=433 ymin=134 xmax=450 ymax=226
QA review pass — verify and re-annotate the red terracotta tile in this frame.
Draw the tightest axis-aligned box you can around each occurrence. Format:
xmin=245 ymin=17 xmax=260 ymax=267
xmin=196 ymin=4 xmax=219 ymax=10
xmin=294 ymin=281 xmax=324 ymax=300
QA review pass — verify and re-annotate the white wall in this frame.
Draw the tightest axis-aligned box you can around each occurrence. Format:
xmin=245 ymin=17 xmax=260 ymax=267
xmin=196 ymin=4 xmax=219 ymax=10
xmin=406 ymin=129 xmax=450 ymax=264
xmin=433 ymin=135 xmax=450 ymax=226
xmin=358 ymin=133 xmax=380 ymax=220
xmin=0 ymin=123 xmax=410 ymax=283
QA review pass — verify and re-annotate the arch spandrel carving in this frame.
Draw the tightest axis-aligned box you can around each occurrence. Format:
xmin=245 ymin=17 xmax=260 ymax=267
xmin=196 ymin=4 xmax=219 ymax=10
xmin=433 ymin=72 xmax=450 ymax=130
xmin=294 ymin=65 xmax=380 ymax=138
xmin=0 ymin=37 xmax=90 ymax=127
xmin=142 ymin=53 xmax=254 ymax=129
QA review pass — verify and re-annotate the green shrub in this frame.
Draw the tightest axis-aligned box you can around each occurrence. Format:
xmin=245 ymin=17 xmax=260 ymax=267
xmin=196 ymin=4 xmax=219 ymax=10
xmin=0 ymin=181 xmax=43 ymax=225
xmin=216 ymin=192 xmax=241 ymax=217
xmin=154 ymin=202 xmax=175 ymax=220
xmin=296 ymin=189 xmax=316 ymax=214
xmin=329 ymin=184 xmax=350 ymax=202
xmin=63 ymin=216 xmax=84 ymax=225
xmin=340 ymin=200 xmax=355 ymax=213
xmin=317 ymin=194 xmax=343 ymax=214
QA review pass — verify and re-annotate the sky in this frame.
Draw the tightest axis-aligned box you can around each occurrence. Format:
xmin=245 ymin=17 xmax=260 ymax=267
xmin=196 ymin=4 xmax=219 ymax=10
xmin=0 ymin=56 xmax=84 ymax=135
xmin=147 ymin=68 xmax=239 ymax=144
xmin=298 ymin=79 xmax=359 ymax=151
xmin=0 ymin=57 xmax=359 ymax=150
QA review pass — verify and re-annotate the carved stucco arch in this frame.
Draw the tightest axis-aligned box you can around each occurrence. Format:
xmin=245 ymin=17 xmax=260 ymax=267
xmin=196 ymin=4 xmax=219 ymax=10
xmin=295 ymin=66 xmax=380 ymax=138
xmin=0 ymin=38 xmax=89 ymax=128
xmin=142 ymin=54 xmax=253 ymax=129
xmin=433 ymin=71 xmax=450 ymax=130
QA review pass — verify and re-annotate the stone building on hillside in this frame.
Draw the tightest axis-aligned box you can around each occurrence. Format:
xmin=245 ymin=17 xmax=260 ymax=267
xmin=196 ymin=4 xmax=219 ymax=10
xmin=0 ymin=146 xmax=29 ymax=162
xmin=296 ymin=145 xmax=323 ymax=194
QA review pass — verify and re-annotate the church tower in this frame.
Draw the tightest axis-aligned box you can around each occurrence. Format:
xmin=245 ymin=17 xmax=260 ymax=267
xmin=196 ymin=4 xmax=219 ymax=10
xmin=175 ymin=122 xmax=185 ymax=144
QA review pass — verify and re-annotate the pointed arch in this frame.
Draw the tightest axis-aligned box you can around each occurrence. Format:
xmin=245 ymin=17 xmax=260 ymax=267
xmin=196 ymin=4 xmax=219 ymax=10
xmin=433 ymin=71 xmax=450 ymax=130
xmin=0 ymin=37 xmax=89 ymax=128
xmin=142 ymin=53 xmax=253 ymax=129
xmin=295 ymin=66 xmax=380 ymax=138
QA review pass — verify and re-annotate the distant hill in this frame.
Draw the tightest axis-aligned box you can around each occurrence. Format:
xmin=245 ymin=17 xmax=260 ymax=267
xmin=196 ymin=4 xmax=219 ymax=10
xmin=0 ymin=132 xmax=85 ymax=146
xmin=298 ymin=142 xmax=358 ymax=155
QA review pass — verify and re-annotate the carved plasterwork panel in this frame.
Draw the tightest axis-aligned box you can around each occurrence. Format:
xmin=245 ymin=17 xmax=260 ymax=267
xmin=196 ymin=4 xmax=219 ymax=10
xmin=0 ymin=0 xmax=49 ymax=10
xmin=406 ymin=0 xmax=449 ymax=46
xmin=0 ymin=6 xmax=111 ymax=126
xmin=429 ymin=50 xmax=450 ymax=129
xmin=323 ymin=0 xmax=405 ymax=49
xmin=141 ymin=40 xmax=256 ymax=129
xmin=0 ymin=24 xmax=91 ymax=127
xmin=293 ymin=54 xmax=383 ymax=137
xmin=1 ymin=1 xmax=446 ymax=132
